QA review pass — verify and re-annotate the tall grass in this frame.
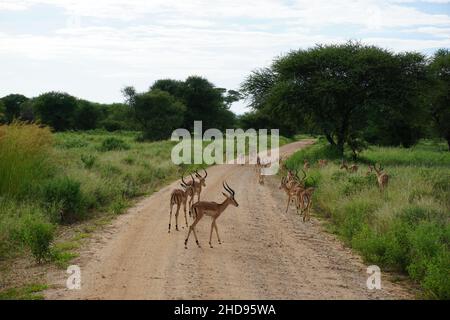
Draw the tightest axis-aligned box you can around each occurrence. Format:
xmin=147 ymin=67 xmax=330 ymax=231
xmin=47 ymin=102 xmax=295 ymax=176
xmin=1 ymin=127 xmax=293 ymax=265
xmin=0 ymin=122 xmax=54 ymax=198
xmin=286 ymin=139 xmax=450 ymax=299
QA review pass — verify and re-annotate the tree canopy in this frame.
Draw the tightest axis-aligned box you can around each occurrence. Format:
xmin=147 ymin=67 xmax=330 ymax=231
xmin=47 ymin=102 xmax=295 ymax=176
xmin=241 ymin=42 xmax=436 ymax=154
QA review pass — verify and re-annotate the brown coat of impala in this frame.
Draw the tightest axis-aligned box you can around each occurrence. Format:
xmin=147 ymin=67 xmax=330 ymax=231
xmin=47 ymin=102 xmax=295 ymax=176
xmin=184 ymin=168 xmax=207 ymax=202
xmin=185 ymin=182 xmax=238 ymax=249
xmin=373 ymin=164 xmax=389 ymax=191
xmin=168 ymin=181 xmax=195 ymax=233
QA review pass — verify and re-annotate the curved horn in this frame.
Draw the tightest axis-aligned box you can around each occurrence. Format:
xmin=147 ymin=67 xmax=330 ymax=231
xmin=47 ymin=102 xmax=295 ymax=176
xmin=194 ymin=170 xmax=201 ymax=178
xmin=202 ymin=168 xmax=208 ymax=178
xmin=223 ymin=181 xmax=235 ymax=196
xmin=223 ymin=181 xmax=231 ymax=195
xmin=181 ymin=174 xmax=188 ymax=185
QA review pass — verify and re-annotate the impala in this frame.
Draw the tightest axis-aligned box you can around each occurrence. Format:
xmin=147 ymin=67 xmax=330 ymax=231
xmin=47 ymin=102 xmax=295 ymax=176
xmin=168 ymin=179 xmax=195 ymax=233
xmin=293 ymin=169 xmax=314 ymax=221
xmin=184 ymin=168 xmax=207 ymax=202
xmin=257 ymin=160 xmax=271 ymax=185
xmin=279 ymin=176 xmax=303 ymax=213
xmin=185 ymin=182 xmax=239 ymax=249
xmin=181 ymin=175 xmax=195 ymax=216
xmin=373 ymin=164 xmax=389 ymax=191
xmin=340 ymin=161 xmax=358 ymax=173
xmin=318 ymin=159 xmax=328 ymax=168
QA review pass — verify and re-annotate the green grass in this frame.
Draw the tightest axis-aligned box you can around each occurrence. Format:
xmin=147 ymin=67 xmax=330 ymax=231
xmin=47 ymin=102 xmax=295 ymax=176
xmin=0 ymin=283 xmax=48 ymax=300
xmin=1 ymin=126 xmax=294 ymax=266
xmin=286 ymin=138 xmax=450 ymax=299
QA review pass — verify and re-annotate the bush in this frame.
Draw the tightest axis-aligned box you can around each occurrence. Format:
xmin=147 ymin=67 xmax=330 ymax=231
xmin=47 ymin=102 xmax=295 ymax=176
xmin=18 ymin=215 xmax=55 ymax=263
xmin=423 ymin=250 xmax=450 ymax=299
xmin=99 ymin=137 xmax=130 ymax=152
xmin=80 ymin=154 xmax=96 ymax=169
xmin=340 ymin=200 xmax=378 ymax=242
xmin=341 ymin=175 xmax=374 ymax=196
xmin=59 ymin=136 xmax=88 ymax=149
xmin=407 ymin=222 xmax=446 ymax=281
xmin=42 ymin=177 xmax=85 ymax=223
xmin=100 ymin=119 xmax=125 ymax=132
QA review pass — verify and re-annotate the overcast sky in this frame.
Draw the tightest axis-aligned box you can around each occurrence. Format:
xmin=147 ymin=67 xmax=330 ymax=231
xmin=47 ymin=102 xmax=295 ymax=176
xmin=0 ymin=0 xmax=449 ymax=114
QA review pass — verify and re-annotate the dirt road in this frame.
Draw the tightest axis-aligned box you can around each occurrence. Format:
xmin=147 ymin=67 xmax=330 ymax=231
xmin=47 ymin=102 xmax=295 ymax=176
xmin=45 ymin=140 xmax=413 ymax=299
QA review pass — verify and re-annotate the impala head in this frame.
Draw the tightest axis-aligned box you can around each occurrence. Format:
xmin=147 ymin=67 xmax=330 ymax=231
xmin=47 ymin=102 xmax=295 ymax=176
xmin=194 ymin=168 xmax=207 ymax=186
xmin=374 ymin=164 xmax=383 ymax=174
xmin=287 ymin=170 xmax=295 ymax=181
xmin=366 ymin=165 xmax=374 ymax=176
xmin=222 ymin=181 xmax=238 ymax=207
xmin=181 ymin=174 xmax=194 ymax=189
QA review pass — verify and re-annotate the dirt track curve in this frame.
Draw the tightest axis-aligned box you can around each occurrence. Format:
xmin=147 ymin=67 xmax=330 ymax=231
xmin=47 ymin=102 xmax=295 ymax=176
xmin=45 ymin=140 xmax=413 ymax=300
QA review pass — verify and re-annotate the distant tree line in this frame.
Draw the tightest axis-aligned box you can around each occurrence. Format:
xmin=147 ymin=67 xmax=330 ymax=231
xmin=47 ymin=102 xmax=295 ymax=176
xmin=2 ymin=44 xmax=448 ymax=148
xmin=0 ymin=76 xmax=240 ymax=141
xmin=240 ymin=42 xmax=449 ymax=153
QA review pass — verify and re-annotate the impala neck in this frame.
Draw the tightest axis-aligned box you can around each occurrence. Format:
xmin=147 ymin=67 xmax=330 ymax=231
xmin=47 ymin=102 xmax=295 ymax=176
xmin=218 ymin=198 xmax=233 ymax=213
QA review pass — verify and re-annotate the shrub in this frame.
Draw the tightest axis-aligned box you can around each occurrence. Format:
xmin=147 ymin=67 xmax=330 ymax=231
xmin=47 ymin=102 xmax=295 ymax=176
xmin=423 ymin=250 xmax=450 ymax=299
xmin=122 ymin=155 xmax=135 ymax=165
xmin=100 ymin=119 xmax=125 ymax=132
xmin=341 ymin=175 xmax=374 ymax=196
xmin=407 ymin=222 xmax=446 ymax=282
xmin=42 ymin=177 xmax=85 ymax=223
xmin=99 ymin=137 xmax=130 ymax=152
xmin=340 ymin=200 xmax=378 ymax=242
xmin=80 ymin=154 xmax=96 ymax=169
xmin=58 ymin=136 xmax=88 ymax=149
xmin=18 ymin=215 xmax=55 ymax=263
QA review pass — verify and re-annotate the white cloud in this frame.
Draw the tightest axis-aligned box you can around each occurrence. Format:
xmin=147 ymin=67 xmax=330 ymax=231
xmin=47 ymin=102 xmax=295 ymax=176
xmin=0 ymin=0 xmax=449 ymax=113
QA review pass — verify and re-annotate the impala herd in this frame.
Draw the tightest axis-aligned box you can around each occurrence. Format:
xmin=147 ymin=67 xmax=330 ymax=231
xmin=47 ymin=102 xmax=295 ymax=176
xmin=169 ymin=152 xmax=389 ymax=248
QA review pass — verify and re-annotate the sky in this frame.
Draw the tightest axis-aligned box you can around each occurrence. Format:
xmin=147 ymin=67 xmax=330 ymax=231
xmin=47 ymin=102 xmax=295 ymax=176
xmin=0 ymin=0 xmax=449 ymax=114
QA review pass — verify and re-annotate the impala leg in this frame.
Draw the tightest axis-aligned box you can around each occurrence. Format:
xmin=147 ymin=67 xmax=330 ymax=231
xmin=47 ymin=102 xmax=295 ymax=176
xmin=175 ymin=204 xmax=180 ymax=231
xmin=185 ymin=209 xmax=202 ymax=249
xmin=168 ymin=202 xmax=174 ymax=233
xmin=214 ymin=222 xmax=221 ymax=244
xmin=308 ymin=198 xmax=312 ymax=221
xmin=209 ymin=220 xmax=214 ymax=248
xmin=183 ymin=199 xmax=188 ymax=227
xmin=188 ymin=196 xmax=193 ymax=217
xmin=286 ymin=195 xmax=291 ymax=213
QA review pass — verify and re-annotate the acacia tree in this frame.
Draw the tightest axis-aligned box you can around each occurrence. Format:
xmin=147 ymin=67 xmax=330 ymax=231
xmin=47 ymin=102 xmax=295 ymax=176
xmin=428 ymin=49 xmax=450 ymax=151
xmin=123 ymin=88 xmax=186 ymax=141
xmin=33 ymin=92 xmax=78 ymax=131
xmin=151 ymin=76 xmax=237 ymax=131
xmin=1 ymin=94 xmax=29 ymax=123
xmin=242 ymin=42 xmax=428 ymax=154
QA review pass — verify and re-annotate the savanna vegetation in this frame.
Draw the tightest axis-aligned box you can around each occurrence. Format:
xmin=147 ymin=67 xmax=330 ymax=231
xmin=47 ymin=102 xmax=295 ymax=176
xmin=0 ymin=125 xmax=199 ymax=266
xmin=284 ymin=138 xmax=449 ymax=299
xmin=1 ymin=42 xmax=448 ymax=299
